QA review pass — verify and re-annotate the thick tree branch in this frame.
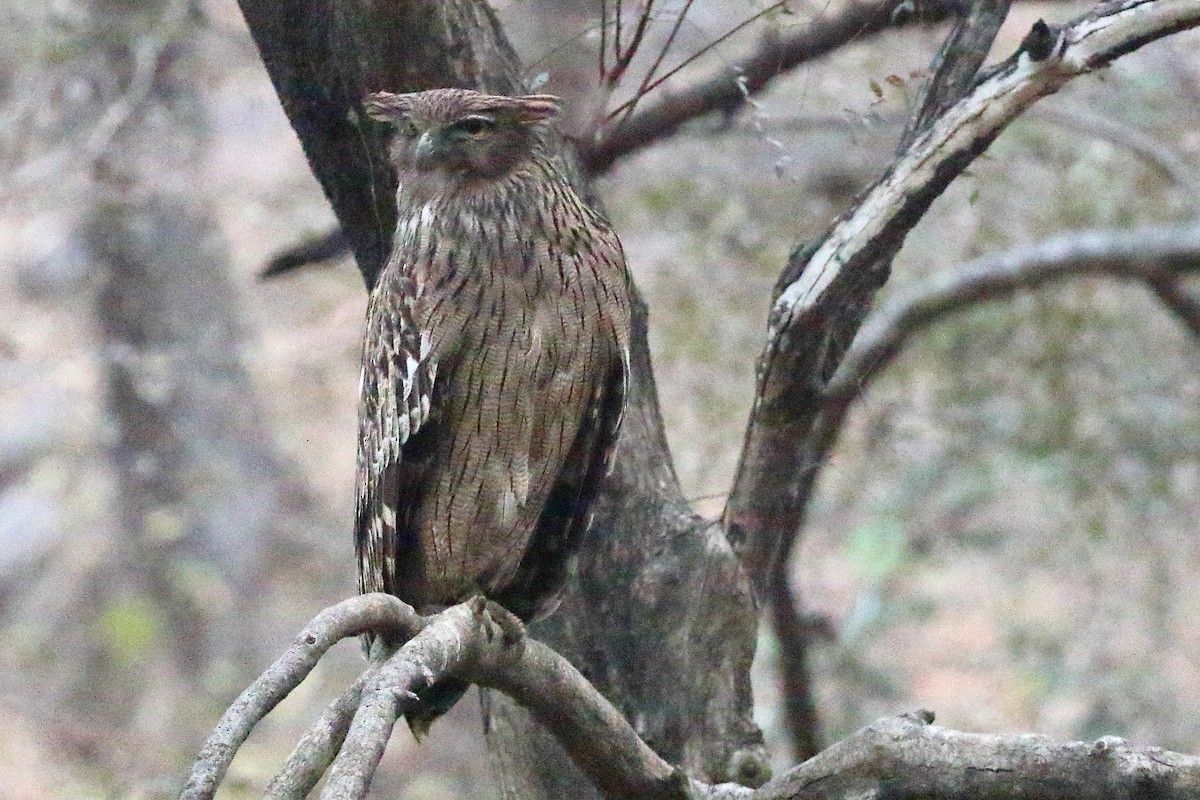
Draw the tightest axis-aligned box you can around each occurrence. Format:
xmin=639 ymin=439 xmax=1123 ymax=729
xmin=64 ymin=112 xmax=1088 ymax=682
xmin=756 ymin=711 xmax=1200 ymax=799
xmin=724 ymin=0 xmax=1200 ymax=597
xmin=898 ymin=0 xmax=1012 ymax=149
xmin=762 ymin=0 xmax=1011 ymax=755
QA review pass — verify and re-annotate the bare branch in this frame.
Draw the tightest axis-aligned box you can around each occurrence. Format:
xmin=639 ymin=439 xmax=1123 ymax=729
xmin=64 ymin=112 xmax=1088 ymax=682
xmin=1137 ymin=263 xmax=1200 ymax=339
xmin=180 ymin=594 xmax=423 ymax=800
xmin=899 ymin=0 xmax=1012 ymax=149
xmin=756 ymin=711 xmax=1200 ymax=799
xmin=724 ymin=0 xmax=1200 ymax=596
xmin=264 ymin=670 xmax=374 ymax=800
xmin=605 ymin=2 xmax=789 ymax=125
xmin=811 ymin=221 xmax=1200 ymax=507
xmin=581 ymin=0 xmax=984 ymax=175
xmin=190 ymin=589 xmax=1200 ymax=799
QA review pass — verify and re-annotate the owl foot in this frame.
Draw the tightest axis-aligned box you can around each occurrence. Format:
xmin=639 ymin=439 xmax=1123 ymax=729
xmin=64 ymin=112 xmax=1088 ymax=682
xmin=468 ymin=595 xmax=526 ymax=650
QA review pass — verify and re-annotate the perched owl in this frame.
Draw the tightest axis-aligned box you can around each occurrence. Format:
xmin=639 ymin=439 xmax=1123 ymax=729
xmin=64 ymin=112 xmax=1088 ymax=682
xmin=355 ymin=88 xmax=631 ymax=729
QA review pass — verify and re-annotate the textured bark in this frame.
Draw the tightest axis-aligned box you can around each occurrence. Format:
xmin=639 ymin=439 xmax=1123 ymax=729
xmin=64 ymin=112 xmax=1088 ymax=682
xmin=234 ymin=0 xmax=766 ymax=793
xmin=227 ymin=0 xmax=1200 ymax=796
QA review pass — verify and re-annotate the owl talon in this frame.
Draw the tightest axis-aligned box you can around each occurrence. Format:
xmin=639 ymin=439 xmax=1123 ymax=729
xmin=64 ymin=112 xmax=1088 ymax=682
xmin=483 ymin=599 xmax=526 ymax=649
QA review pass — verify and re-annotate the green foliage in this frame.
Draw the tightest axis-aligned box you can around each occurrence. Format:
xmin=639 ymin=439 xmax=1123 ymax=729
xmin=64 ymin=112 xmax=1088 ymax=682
xmin=100 ymin=596 xmax=164 ymax=666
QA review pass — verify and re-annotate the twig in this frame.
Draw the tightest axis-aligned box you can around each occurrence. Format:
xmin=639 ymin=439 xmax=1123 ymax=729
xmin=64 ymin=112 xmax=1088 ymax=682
xmin=632 ymin=0 xmax=697 ymax=106
xmin=606 ymin=1 xmax=656 ymax=89
xmin=605 ymin=2 xmax=788 ymax=125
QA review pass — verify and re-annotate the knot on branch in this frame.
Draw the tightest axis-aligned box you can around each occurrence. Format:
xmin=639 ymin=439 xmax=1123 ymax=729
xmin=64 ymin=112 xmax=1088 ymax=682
xmin=1021 ymin=19 xmax=1059 ymax=61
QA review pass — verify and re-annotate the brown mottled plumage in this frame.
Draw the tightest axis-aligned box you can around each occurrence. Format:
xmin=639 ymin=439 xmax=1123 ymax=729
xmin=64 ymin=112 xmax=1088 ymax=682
xmin=355 ymin=89 xmax=630 ymax=707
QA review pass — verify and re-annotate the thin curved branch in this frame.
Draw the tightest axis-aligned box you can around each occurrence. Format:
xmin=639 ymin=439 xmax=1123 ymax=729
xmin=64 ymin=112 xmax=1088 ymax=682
xmin=723 ymin=0 xmax=1200 ymax=595
xmin=264 ymin=670 xmax=374 ymax=800
xmin=756 ymin=711 xmax=1200 ymax=799
xmin=818 ymin=221 xmax=1200 ymax=439
xmin=180 ymin=594 xmax=423 ymax=800
xmin=1137 ymin=262 xmax=1200 ymax=338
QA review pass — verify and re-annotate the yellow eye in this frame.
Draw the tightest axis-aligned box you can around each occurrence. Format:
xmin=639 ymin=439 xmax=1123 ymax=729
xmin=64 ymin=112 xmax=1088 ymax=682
xmin=457 ymin=116 xmax=496 ymax=138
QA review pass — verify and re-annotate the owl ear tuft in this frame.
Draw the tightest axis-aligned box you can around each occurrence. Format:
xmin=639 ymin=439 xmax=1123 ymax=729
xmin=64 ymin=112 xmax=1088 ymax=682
xmin=513 ymin=95 xmax=561 ymax=125
xmin=363 ymin=91 xmax=411 ymax=123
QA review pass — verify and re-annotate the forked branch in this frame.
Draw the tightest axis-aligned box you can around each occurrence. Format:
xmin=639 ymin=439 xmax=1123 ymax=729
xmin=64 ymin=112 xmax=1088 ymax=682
xmin=724 ymin=0 xmax=1200 ymax=595
xmin=182 ymin=601 xmax=1200 ymax=799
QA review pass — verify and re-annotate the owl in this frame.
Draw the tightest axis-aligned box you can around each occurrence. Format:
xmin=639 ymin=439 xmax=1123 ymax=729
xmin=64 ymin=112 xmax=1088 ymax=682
xmin=355 ymin=88 xmax=632 ymax=729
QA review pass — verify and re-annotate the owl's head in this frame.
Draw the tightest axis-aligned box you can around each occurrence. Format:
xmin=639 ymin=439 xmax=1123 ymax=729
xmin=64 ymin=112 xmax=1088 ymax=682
xmin=364 ymin=88 xmax=561 ymax=183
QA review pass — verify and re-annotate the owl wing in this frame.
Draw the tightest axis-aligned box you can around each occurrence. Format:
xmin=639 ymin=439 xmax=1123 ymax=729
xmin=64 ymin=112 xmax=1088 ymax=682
xmin=491 ymin=236 xmax=631 ymax=622
xmin=354 ymin=279 xmax=438 ymax=603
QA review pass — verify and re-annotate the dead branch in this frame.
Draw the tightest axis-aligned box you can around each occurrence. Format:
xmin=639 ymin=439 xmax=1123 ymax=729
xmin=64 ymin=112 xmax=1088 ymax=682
xmin=755 ymin=711 xmax=1200 ymax=799
xmin=816 ymin=221 xmax=1200 ymax=452
xmin=183 ymin=599 xmax=1200 ymax=799
xmin=724 ymin=0 xmax=1200 ymax=599
xmin=579 ymin=0 xmax=1072 ymax=175
xmin=180 ymin=594 xmax=423 ymax=800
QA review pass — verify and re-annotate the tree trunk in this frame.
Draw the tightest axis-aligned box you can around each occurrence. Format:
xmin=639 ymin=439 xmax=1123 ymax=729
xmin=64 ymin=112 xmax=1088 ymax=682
xmin=235 ymin=0 xmax=768 ymax=792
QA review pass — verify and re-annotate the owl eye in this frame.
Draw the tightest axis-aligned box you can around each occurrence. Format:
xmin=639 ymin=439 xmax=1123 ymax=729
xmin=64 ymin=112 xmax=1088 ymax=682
xmin=455 ymin=116 xmax=497 ymax=137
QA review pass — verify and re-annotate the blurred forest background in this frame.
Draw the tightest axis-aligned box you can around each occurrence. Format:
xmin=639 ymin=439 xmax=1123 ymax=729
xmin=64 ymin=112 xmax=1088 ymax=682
xmin=1 ymin=0 xmax=1198 ymax=797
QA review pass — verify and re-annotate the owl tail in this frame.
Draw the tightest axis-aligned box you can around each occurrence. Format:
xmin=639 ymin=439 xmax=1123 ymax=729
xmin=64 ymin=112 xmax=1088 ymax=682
xmin=405 ymin=678 xmax=471 ymax=741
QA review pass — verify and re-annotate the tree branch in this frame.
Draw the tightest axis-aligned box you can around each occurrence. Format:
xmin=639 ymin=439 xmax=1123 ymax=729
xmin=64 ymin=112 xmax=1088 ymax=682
xmin=724 ymin=0 xmax=1200 ymax=597
xmin=180 ymin=594 xmax=423 ymax=800
xmin=763 ymin=219 xmax=1200 ymax=768
xmin=898 ymin=0 xmax=1012 ymax=149
xmin=185 ymin=597 xmax=1200 ymax=799
xmin=581 ymin=0 xmax=1051 ymax=175
xmin=264 ymin=671 xmax=373 ymax=799
xmin=756 ymin=711 xmax=1200 ymax=799
xmin=817 ymin=221 xmax=1200 ymax=454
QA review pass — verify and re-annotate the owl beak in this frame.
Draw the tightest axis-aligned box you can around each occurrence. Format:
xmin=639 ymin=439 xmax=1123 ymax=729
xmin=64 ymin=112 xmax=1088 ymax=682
xmin=414 ymin=130 xmax=439 ymax=171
